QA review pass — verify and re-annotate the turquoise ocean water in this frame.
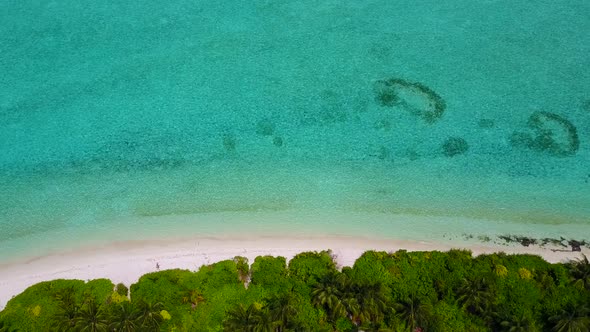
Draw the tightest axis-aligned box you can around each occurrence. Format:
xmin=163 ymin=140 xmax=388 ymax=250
xmin=1 ymin=0 xmax=589 ymax=261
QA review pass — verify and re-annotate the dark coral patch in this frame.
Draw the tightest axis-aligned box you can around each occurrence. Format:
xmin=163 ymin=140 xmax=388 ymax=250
xmin=405 ymin=148 xmax=420 ymax=161
xmin=256 ymin=119 xmax=275 ymax=136
xmin=83 ymin=131 xmax=186 ymax=173
xmin=377 ymin=146 xmax=390 ymax=160
xmin=442 ymin=137 xmax=469 ymax=157
xmin=272 ymin=136 xmax=283 ymax=147
xmin=373 ymin=80 xmax=399 ymax=107
xmin=509 ymin=132 xmax=533 ymax=149
xmin=374 ymin=119 xmax=392 ymax=131
xmin=510 ymin=111 xmax=579 ymax=157
xmin=478 ymin=118 xmax=495 ymax=129
xmin=223 ymin=134 xmax=237 ymax=152
xmin=373 ymin=78 xmax=446 ymax=124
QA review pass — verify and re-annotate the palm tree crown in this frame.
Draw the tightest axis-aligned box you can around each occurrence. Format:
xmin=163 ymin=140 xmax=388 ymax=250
xmin=311 ymin=272 xmax=347 ymax=321
xmin=75 ymin=298 xmax=109 ymax=332
xmin=568 ymin=254 xmax=590 ymax=291
xmin=549 ymin=304 xmax=590 ymax=332
xmin=394 ymin=294 xmax=431 ymax=332
xmin=267 ymin=293 xmax=298 ymax=332
xmin=499 ymin=313 xmax=537 ymax=332
xmin=136 ymin=300 xmax=164 ymax=332
xmin=224 ymin=303 xmax=273 ymax=332
xmin=110 ymin=301 xmax=139 ymax=332
xmin=457 ymin=276 xmax=494 ymax=316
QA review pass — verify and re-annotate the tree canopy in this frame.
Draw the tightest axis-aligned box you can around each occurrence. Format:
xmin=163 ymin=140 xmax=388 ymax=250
xmin=1 ymin=250 xmax=589 ymax=331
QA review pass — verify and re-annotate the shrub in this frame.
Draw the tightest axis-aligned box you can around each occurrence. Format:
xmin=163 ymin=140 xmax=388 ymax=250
xmin=161 ymin=309 xmax=172 ymax=320
xmin=250 ymin=256 xmax=290 ymax=291
xmin=115 ymin=283 xmax=128 ymax=296
xmin=494 ymin=265 xmax=508 ymax=277
xmin=518 ymin=268 xmax=533 ymax=280
xmin=288 ymin=251 xmax=337 ymax=285
xmin=233 ymin=256 xmax=249 ymax=282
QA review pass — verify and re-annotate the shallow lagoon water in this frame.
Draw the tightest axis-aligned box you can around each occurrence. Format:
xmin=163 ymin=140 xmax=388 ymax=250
xmin=1 ymin=0 xmax=589 ymax=260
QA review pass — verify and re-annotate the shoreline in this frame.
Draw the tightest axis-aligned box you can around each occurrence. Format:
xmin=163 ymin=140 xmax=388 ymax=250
xmin=3 ymin=209 xmax=589 ymax=263
xmin=1 ymin=234 xmax=587 ymax=310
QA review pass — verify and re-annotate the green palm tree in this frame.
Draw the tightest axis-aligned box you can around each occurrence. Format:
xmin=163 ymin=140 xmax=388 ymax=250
xmin=341 ymin=294 xmax=361 ymax=325
xmin=110 ymin=301 xmax=139 ymax=332
xmin=252 ymin=308 xmax=275 ymax=332
xmin=267 ymin=294 xmax=297 ymax=332
xmin=394 ymin=294 xmax=432 ymax=332
xmin=75 ymin=298 xmax=109 ymax=332
xmin=0 ymin=321 xmax=5 ymax=332
xmin=182 ymin=289 xmax=205 ymax=310
xmin=136 ymin=300 xmax=164 ymax=331
xmin=223 ymin=303 xmax=262 ymax=332
xmin=311 ymin=272 xmax=347 ymax=322
xmin=51 ymin=287 xmax=79 ymax=331
xmin=500 ymin=313 xmax=538 ymax=332
xmin=51 ymin=308 xmax=78 ymax=332
xmin=535 ymin=271 xmax=555 ymax=291
xmin=549 ymin=304 xmax=590 ymax=332
xmin=0 ymin=320 xmax=17 ymax=332
xmin=354 ymin=282 xmax=389 ymax=326
xmin=331 ymin=273 xmax=358 ymax=323
xmin=457 ymin=276 xmax=494 ymax=316
xmin=568 ymin=254 xmax=590 ymax=291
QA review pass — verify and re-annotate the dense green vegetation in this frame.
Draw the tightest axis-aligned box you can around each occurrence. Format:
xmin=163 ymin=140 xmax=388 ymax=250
xmin=1 ymin=251 xmax=589 ymax=331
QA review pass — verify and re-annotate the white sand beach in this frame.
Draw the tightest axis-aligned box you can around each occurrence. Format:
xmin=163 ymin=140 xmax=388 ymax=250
xmin=1 ymin=235 xmax=587 ymax=310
